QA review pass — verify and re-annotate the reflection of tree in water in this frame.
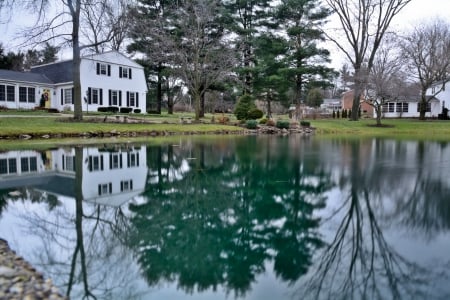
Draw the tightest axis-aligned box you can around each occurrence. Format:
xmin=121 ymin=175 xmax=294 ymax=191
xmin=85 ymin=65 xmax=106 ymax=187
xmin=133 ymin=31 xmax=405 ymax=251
xmin=299 ymin=139 xmax=450 ymax=300
xmin=9 ymin=147 xmax=142 ymax=300
xmin=128 ymin=136 xmax=333 ymax=297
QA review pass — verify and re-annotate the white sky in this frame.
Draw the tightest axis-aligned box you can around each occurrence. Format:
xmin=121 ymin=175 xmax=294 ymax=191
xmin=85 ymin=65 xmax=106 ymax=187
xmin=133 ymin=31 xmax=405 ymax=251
xmin=1 ymin=0 xmax=450 ymax=64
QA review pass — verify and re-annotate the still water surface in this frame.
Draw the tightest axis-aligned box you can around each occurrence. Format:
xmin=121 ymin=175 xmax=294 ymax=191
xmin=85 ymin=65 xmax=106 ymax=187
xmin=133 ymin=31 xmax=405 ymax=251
xmin=1 ymin=135 xmax=450 ymax=300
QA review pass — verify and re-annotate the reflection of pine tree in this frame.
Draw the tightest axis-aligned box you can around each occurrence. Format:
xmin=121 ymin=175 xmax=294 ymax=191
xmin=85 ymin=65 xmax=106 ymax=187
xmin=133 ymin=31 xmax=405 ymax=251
xmin=128 ymin=136 xmax=333 ymax=296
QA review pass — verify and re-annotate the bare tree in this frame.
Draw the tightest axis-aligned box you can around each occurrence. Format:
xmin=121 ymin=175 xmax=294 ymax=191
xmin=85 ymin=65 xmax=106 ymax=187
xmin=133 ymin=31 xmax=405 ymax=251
xmin=82 ymin=0 xmax=132 ymax=54
xmin=170 ymin=0 xmax=236 ymax=120
xmin=325 ymin=0 xmax=413 ymax=121
xmin=399 ymin=19 xmax=450 ymax=120
xmin=364 ymin=36 xmax=408 ymax=126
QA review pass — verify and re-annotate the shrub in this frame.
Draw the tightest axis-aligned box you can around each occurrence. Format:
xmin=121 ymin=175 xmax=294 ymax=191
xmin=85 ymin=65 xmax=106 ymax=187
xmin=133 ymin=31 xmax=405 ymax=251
xmin=246 ymin=120 xmax=258 ymax=129
xmin=107 ymin=106 xmax=119 ymax=113
xmin=97 ymin=107 xmax=108 ymax=112
xmin=120 ymin=107 xmax=133 ymax=113
xmin=234 ymin=94 xmax=256 ymax=120
xmin=247 ymin=108 xmax=264 ymax=120
xmin=300 ymin=121 xmax=310 ymax=127
xmin=259 ymin=118 xmax=267 ymax=124
xmin=276 ymin=120 xmax=290 ymax=129
xmin=134 ymin=109 xmax=141 ymax=113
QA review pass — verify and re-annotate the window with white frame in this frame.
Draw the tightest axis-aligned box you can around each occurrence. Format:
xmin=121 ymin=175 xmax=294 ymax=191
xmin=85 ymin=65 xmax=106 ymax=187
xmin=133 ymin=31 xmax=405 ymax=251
xmin=396 ymin=102 xmax=409 ymax=113
xmin=127 ymin=91 xmax=138 ymax=107
xmin=62 ymin=155 xmax=75 ymax=172
xmin=120 ymin=180 xmax=133 ymax=192
xmin=127 ymin=152 xmax=139 ymax=167
xmin=88 ymin=155 xmax=104 ymax=171
xmin=0 ymin=85 xmax=5 ymax=101
xmin=64 ymin=89 xmax=72 ymax=104
xmin=92 ymin=88 xmax=99 ymax=104
xmin=21 ymin=157 xmax=38 ymax=172
xmin=110 ymin=153 xmax=122 ymax=169
xmin=96 ymin=62 xmax=110 ymax=76
xmin=19 ymin=87 xmax=35 ymax=103
xmin=6 ymin=85 xmax=15 ymax=102
xmin=0 ymin=158 xmax=17 ymax=174
xmin=110 ymin=90 xmax=119 ymax=106
xmin=119 ymin=66 xmax=132 ymax=79
xmin=98 ymin=183 xmax=112 ymax=195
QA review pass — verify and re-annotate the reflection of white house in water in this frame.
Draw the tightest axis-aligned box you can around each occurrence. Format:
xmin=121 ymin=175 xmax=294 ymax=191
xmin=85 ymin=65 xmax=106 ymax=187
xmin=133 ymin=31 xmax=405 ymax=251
xmin=0 ymin=145 xmax=147 ymax=207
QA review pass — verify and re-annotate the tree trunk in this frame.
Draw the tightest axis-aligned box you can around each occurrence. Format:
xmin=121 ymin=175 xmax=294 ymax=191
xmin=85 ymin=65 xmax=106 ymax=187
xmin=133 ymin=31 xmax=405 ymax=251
xmin=419 ymin=90 xmax=427 ymax=120
xmin=376 ymin=105 xmax=382 ymax=126
xmin=156 ymin=63 xmax=162 ymax=114
xmin=194 ymin=92 xmax=201 ymax=120
xmin=72 ymin=2 xmax=82 ymax=121
xmin=199 ymin=91 xmax=205 ymax=118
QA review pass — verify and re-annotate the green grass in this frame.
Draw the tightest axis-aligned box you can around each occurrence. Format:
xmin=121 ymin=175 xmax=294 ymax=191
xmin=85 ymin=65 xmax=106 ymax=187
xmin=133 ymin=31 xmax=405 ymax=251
xmin=309 ymin=118 xmax=450 ymax=139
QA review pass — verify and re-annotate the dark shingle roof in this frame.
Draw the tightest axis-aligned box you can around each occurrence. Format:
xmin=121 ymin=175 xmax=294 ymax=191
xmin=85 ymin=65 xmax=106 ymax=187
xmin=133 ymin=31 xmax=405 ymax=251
xmin=30 ymin=60 xmax=73 ymax=84
xmin=0 ymin=69 xmax=54 ymax=84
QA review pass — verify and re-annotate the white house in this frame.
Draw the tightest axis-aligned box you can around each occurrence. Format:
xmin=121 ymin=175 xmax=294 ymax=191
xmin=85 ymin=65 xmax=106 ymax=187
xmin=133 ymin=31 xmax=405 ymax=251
xmin=0 ymin=51 xmax=148 ymax=113
xmin=0 ymin=145 xmax=148 ymax=207
xmin=374 ymin=96 xmax=441 ymax=119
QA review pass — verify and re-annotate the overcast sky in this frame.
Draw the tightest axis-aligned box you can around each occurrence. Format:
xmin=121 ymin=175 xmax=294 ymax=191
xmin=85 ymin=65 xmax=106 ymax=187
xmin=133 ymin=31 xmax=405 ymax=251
xmin=0 ymin=0 xmax=450 ymax=63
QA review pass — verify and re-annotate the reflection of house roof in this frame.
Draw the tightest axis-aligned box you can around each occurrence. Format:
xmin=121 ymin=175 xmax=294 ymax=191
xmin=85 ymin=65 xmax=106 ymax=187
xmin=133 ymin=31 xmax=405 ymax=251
xmin=0 ymin=172 xmax=75 ymax=198
xmin=84 ymin=189 xmax=144 ymax=207
xmin=0 ymin=69 xmax=53 ymax=84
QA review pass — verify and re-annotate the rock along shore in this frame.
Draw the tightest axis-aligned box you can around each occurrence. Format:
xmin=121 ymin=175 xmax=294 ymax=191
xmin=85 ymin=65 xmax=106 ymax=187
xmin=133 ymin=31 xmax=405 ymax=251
xmin=0 ymin=239 xmax=67 ymax=300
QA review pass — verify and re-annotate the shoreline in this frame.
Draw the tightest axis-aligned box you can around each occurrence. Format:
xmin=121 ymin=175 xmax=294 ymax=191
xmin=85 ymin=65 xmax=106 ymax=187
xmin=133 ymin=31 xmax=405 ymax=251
xmin=0 ymin=239 xmax=67 ymax=299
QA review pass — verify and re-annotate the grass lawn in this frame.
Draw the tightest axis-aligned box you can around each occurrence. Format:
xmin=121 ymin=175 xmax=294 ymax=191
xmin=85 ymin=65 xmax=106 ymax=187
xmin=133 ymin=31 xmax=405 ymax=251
xmin=310 ymin=118 xmax=450 ymax=139
xmin=1 ymin=110 xmax=450 ymax=141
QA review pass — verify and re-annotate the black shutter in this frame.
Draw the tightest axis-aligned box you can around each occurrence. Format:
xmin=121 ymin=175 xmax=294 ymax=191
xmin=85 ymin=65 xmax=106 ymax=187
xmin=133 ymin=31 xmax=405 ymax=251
xmin=119 ymin=91 xmax=122 ymax=106
xmin=119 ymin=155 xmax=123 ymax=168
xmin=137 ymin=153 xmax=139 ymax=166
xmin=127 ymin=153 xmax=130 ymax=167
xmin=109 ymin=155 xmax=112 ymax=169
xmin=62 ymin=155 xmax=65 ymax=170
xmin=100 ymin=156 xmax=104 ymax=170
xmin=130 ymin=180 xmax=133 ymax=190
xmin=136 ymin=93 xmax=139 ymax=107
xmin=71 ymin=88 xmax=74 ymax=104
xmin=100 ymin=89 xmax=103 ymax=105
xmin=107 ymin=65 xmax=111 ymax=76
xmin=88 ymin=87 xmax=92 ymax=104
xmin=96 ymin=62 xmax=100 ymax=75
xmin=119 ymin=66 xmax=122 ymax=78
xmin=126 ymin=91 xmax=130 ymax=106
xmin=108 ymin=90 xmax=111 ymax=106
xmin=120 ymin=181 xmax=123 ymax=192
xmin=98 ymin=185 xmax=101 ymax=196
xmin=109 ymin=183 xmax=112 ymax=193
xmin=88 ymin=156 xmax=93 ymax=171
xmin=60 ymin=89 xmax=63 ymax=105
xmin=129 ymin=68 xmax=132 ymax=79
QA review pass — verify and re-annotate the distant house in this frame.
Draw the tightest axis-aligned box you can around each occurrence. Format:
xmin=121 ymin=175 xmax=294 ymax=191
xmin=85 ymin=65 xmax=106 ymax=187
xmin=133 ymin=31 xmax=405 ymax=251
xmin=340 ymin=90 xmax=374 ymax=116
xmin=427 ymin=80 xmax=450 ymax=114
xmin=0 ymin=51 xmax=147 ymax=113
xmin=375 ymin=96 xmax=441 ymax=118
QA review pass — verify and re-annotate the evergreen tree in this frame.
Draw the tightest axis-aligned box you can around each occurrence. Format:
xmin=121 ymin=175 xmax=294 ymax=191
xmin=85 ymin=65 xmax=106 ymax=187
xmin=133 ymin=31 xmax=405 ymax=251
xmin=222 ymin=0 xmax=273 ymax=95
xmin=306 ymin=88 xmax=323 ymax=108
xmin=276 ymin=0 xmax=336 ymax=106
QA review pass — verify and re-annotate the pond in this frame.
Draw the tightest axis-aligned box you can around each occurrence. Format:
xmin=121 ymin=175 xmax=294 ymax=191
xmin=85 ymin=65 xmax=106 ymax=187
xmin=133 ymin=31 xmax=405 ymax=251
xmin=1 ymin=135 xmax=450 ymax=300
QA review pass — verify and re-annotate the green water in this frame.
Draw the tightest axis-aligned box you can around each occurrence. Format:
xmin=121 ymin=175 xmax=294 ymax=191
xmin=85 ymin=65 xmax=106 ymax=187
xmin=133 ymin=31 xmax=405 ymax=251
xmin=1 ymin=135 xmax=449 ymax=299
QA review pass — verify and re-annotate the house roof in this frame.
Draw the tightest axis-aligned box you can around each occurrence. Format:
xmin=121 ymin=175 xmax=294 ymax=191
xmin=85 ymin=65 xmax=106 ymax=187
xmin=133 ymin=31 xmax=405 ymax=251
xmin=30 ymin=60 xmax=73 ymax=84
xmin=0 ymin=69 xmax=53 ymax=85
